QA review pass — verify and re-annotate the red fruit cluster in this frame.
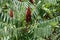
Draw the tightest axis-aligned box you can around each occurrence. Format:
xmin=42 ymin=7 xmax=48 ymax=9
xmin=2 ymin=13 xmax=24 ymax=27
xmin=26 ymin=6 xmax=31 ymax=23
xmin=29 ymin=0 xmax=34 ymax=4
xmin=10 ymin=10 xmax=13 ymax=17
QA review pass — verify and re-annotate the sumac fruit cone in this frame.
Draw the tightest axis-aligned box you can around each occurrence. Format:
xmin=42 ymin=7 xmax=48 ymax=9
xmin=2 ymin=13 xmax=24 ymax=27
xmin=10 ymin=10 xmax=13 ymax=17
xmin=26 ymin=6 xmax=31 ymax=23
xmin=29 ymin=0 xmax=34 ymax=4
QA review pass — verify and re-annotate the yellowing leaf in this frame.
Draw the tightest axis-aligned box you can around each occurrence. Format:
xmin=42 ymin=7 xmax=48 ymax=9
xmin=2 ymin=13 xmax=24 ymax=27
xmin=50 ymin=22 xmax=58 ymax=27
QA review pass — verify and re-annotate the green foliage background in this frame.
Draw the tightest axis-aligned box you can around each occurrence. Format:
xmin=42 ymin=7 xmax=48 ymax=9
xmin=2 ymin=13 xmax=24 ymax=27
xmin=0 ymin=0 xmax=60 ymax=40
